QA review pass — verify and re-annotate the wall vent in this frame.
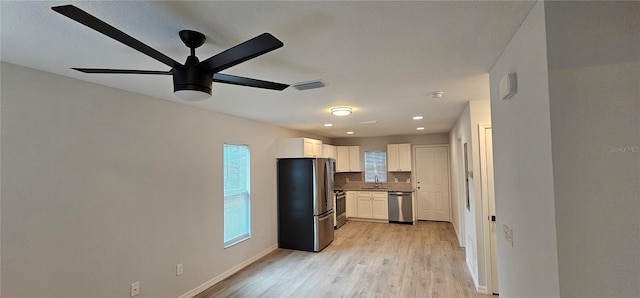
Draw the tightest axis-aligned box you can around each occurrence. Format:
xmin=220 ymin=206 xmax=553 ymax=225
xmin=292 ymin=80 xmax=325 ymax=91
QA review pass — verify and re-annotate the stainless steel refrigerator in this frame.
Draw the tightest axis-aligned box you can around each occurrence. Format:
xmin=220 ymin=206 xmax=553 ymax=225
xmin=277 ymin=158 xmax=334 ymax=252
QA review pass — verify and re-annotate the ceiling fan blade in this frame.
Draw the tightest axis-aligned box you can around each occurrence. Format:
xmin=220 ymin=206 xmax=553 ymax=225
xmin=213 ymin=73 xmax=289 ymax=91
xmin=198 ymin=33 xmax=284 ymax=73
xmin=73 ymin=68 xmax=172 ymax=75
xmin=52 ymin=5 xmax=182 ymax=68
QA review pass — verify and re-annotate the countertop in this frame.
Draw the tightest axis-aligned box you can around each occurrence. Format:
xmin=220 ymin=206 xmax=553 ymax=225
xmin=336 ymin=188 xmax=415 ymax=192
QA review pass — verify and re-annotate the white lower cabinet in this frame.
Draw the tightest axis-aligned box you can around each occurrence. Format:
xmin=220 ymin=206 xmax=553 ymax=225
xmin=371 ymin=192 xmax=389 ymax=220
xmin=346 ymin=191 xmax=358 ymax=218
xmin=357 ymin=193 xmax=373 ymax=218
xmin=348 ymin=191 xmax=388 ymax=221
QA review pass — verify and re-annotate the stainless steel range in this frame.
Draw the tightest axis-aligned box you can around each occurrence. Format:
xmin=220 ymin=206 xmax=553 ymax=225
xmin=334 ymin=190 xmax=346 ymax=229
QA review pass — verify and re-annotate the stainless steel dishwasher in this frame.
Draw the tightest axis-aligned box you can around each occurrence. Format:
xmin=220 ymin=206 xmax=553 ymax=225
xmin=388 ymin=191 xmax=414 ymax=223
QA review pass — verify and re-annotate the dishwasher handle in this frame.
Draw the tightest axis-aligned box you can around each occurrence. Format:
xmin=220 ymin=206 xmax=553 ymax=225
xmin=389 ymin=192 xmax=413 ymax=196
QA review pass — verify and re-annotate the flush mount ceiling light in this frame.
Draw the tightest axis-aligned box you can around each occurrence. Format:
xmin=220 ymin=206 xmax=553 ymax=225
xmin=346 ymin=131 xmax=354 ymax=135
xmin=429 ymin=91 xmax=444 ymax=98
xmin=174 ymin=90 xmax=211 ymax=101
xmin=412 ymin=116 xmax=424 ymax=120
xmin=324 ymin=123 xmax=333 ymax=127
xmin=417 ymin=127 xmax=425 ymax=131
xmin=331 ymin=107 xmax=352 ymax=116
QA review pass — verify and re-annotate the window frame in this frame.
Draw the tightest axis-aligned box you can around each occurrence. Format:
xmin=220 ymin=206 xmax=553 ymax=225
xmin=223 ymin=143 xmax=251 ymax=248
xmin=364 ymin=150 xmax=388 ymax=183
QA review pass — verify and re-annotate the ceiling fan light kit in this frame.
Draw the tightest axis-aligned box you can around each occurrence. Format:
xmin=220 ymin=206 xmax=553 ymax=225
xmin=331 ymin=107 xmax=352 ymax=116
xmin=51 ymin=5 xmax=289 ymax=102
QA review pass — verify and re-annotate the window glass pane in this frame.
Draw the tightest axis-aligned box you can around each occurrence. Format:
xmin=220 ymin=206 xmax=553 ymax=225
xmin=364 ymin=151 xmax=387 ymax=183
xmin=224 ymin=144 xmax=251 ymax=247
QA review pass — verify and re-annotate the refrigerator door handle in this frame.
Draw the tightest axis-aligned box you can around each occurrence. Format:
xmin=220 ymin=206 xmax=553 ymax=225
xmin=324 ymin=160 xmax=330 ymax=210
xmin=319 ymin=211 xmax=333 ymax=221
xmin=312 ymin=160 xmax=318 ymax=214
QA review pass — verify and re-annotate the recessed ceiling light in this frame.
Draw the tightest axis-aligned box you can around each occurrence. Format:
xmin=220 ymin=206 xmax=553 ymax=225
xmin=324 ymin=123 xmax=333 ymax=127
xmin=331 ymin=107 xmax=352 ymax=116
xmin=428 ymin=91 xmax=444 ymax=98
xmin=412 ymin=116 xmax=424 ymax=120
xmin=346 ymin=131 xmax=354 ymax=135
xmin=416 ymin=127 xmax=425 ymax=130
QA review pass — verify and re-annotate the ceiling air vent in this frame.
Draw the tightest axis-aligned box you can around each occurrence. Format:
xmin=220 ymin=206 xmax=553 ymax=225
xmin=292 ymin=80 xmax=325 ymax=91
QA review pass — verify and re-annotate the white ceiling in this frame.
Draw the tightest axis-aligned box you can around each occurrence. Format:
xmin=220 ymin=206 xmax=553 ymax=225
xmin=1 ymin=1 xmax=535 ymax=138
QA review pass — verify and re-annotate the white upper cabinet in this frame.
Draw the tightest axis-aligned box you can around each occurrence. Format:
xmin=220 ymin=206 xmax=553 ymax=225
xmin=336 ymin=146 xmax=361 ymax=172
xmin=387 ymin=143 xmax=412 ymax=171
xmin=277 ymin=138 xmax=323 ymax=158
xmin=323 ymin=144 xmax=337 ymax=159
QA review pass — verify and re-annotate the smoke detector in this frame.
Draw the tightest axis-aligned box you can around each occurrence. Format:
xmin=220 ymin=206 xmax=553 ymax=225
xmin=429 ymin=91 xmax=444 ymax=98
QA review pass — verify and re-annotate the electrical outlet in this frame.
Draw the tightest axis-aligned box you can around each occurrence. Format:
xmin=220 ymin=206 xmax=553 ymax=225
xmin=176 ymin=263 xmax=184 ymax=276
xmin=503 ymin=224 xmax=513 ymax=247
xmin=130 ymin=281 xmax=140 ymax=297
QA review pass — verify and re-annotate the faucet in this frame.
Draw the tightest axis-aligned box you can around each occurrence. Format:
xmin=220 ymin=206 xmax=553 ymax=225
xmin=374 ymin=175 xmax=380 ymax=188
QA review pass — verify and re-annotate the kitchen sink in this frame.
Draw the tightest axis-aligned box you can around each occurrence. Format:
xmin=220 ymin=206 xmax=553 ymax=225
xmin=361 ymin=187 xmax=387 ymax=190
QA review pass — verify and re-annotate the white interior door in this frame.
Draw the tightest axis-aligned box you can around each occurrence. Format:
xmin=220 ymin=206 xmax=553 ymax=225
xmin=485 ymin=127 xmax=499 ymax=294
xmin=415 ymin=146 xmax=450 ymax=221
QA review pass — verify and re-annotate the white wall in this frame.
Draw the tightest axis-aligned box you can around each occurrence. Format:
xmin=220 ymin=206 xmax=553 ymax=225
xmin=544 ymin=1 xmax=640 ymax=296
xmin=489 ymin=1 xmax=560 ymax=296
xmin=0 ymin=62 xmax=307 ymax=297
xmin=449 ymin=104 xmax=473 ymax=275
xmin=448 ymin=99 xmax=491 ymax=292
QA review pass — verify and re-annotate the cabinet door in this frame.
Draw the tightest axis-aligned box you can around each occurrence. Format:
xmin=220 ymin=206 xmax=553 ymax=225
xmin=371 ymin=192 xmax=389 ymax=220
xmin=398 ymin=143 xmax=412 ymax=171
xmin=312 ymin=140 xmax=323 ymax=157
xmin=356 ymin=192 xmax=373 ymax=218
xmin=348 ymin=146 xmax=361 ymax=171
xmin=346 ymin=191 xmax=358 ymax=218
xmin=387 ymin=144 xmax=399 ymax=171
xmin=303 ymin=138 xmax=323 ymax=157
xmin=336 ymin=146 xmax=350 ymax=172
xmin=303 ymin=139 xmax=314 ymax=157
xmin=323 ymin=144 xmax=337 ymax=159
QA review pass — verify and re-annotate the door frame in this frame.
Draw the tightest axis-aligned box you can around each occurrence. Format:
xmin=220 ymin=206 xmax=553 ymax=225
xmin=412 ymin=144 xmax=451 ymax=222
xmin=478 ymin=123 xmax=497 ymax=294
xmin=457 ymin=138 xmax=466 ymax=247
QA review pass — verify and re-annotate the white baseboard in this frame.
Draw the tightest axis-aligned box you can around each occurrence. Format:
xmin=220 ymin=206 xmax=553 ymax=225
xmin=178 ymin=244 xmax=278 ymax=298
xmin=477 ymin=285 xmax=489 ymax=295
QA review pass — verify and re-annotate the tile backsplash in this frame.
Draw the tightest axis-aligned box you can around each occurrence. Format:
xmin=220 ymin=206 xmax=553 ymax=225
xmin=335 ymin=172 xmax=412 ymax=190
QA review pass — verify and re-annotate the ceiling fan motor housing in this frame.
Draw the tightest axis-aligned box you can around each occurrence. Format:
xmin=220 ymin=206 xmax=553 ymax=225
xmin=172 ymin=66 xmax=213 ymax=95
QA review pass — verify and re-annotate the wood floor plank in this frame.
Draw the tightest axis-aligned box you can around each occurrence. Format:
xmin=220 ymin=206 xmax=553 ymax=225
xmin=195 ymin=221 xmax=491 ymax=298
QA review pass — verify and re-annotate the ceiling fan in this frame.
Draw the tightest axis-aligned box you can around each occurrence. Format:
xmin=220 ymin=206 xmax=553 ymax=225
xmin=52 ymin=5 xmax=289 ymax=101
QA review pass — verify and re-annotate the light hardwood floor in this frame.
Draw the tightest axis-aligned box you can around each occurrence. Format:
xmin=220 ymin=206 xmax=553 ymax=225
xmin=196 ymin=221 xmax=491 ymax=298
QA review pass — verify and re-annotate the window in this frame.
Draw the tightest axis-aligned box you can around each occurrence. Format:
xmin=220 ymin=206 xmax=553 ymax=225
xmin=223 ymin=143 xmax=251 ymax=248
xmin=364 ymin=151 xmax=387 ymax=183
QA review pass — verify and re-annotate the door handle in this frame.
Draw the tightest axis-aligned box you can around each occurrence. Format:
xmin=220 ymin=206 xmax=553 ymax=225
xmin=489 ymin=215 xmax=496 ymax=222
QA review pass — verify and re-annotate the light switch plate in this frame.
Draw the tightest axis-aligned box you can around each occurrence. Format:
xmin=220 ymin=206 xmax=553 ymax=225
xmin=503 ymin=224 xmax=513 ymax=247
xmin=176 ymin=263 xmax=184 ymax=276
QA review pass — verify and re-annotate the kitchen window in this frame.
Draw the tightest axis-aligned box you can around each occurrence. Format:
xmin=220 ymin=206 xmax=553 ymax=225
xmin=223 ymin=143 xmax=251 ymax=248
xmin=364 ymin=150 xmax=387 ymax=183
